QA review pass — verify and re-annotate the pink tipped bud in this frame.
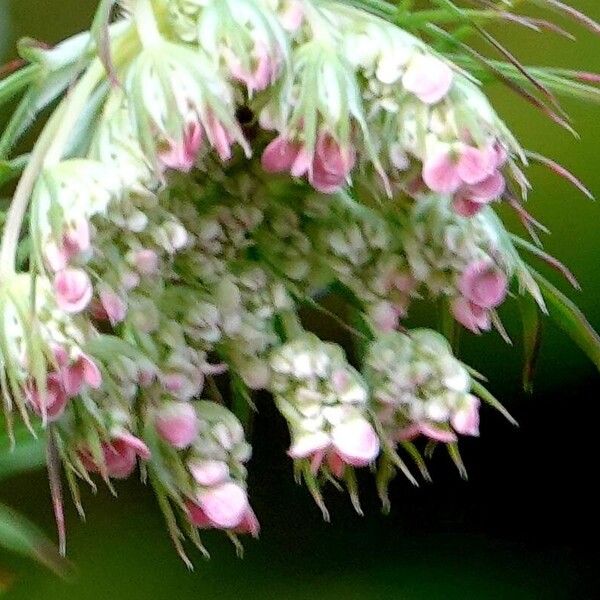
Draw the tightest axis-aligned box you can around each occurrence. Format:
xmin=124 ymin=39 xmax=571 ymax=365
xmin=402 ymin=54 xmax=453 ymax=105
xmin=452 ymin=194 xmax=482 ymax=217
xmin=132 ymin=249 xmax=159 ymax=276
xmin=422 ymin=149 xmax=462 ymax=195
xmin=417 ymin=422 xmax=458 ymax=443
xmin=466 ymin=172 xmax=506 ymax=203
xmin=80 ymin=431 xmax=150 ymax=479
xmin=309 ymin=133 xmax=356 ymax=194
xmin=44 ymin=242 xmax=69 ymax=272
xmin=188 ymin=482 xmax=249 ymax=530
xmin=451 ymin=395 xmax=480 ymax=436
xmin=26 ymin=373 xmax=69 ymax=421
xmin=235 ymin=507 xmax=260 ymax=538
xmin=288 ymin=431 xmax=330 ymax=460
xmin=279 ymin=0 xmax=304 ymax=31
xmin=99 ymin=287 xmax=127 ymax=325
xmin=155 ymin=402 xmax=200 ymax=449
xmin=458 ymin=261 xmax=508 ymax=309
xmin=456 ymin=146 xmax=495 ymax=185
xmin=160 ymin=121 xmax=203 ymax=173
xmin=331 ymin=419 xmax=380 ymax=467
xmin=451 ymin=296 xmax=492 ymax=334
xmin=261 ymin=136 xmax=302 ymax=173
xmin=54 ymin=268 xmax=93 ymax=313
xmin=205 ymin=113 xmax=233 ymax=161
xmin=62 ymin=354 xmax=102 ymax=397
xmin=188 ymin=459 xmax=230 ymax=487
xmin=63 ymin=218 xmax=91 ymax=256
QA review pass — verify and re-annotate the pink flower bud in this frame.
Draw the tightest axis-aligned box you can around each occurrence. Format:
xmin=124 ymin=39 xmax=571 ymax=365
xmin=288 ymin=431 xmax=330 ymax=460
xmin=63 ymin=218 xmax=91 ymax=256
xmin=54 ymin=268 xmax=93 ymax=313
xmin=417 ymin=422 xmax=458 ymax=443
xmin=188 ymin=459 xmax=230 ymax=487
xmin=451 ymin=296 xmax=492 ymax=334
xmin=160 ymin=121 xmax=203 ymax=173
xmin=261 ymin=136 xmax=303 ymax=173
xmin=451 ymin=395 xmax=480 ymax=436
xmin=234 ymin=506 xmax=260 ymax=538
xmin=187 ymin=482 xmax=249 ymax=530
xmin=204 ymin=112 xmax=233 ymax=161
xmin=331 ymin=419 xmax=380 ymax=467
xmin=370 ymin=301 xmax=401 ymax=333
xmin=402 ymin=54 xmax=453 ymax=105
xmin=279 ymin=0 xmax=304 ymax=31
xmin=155 ymin=402 xmax=200 ymax=449
xmin=309 ymin=133 xmax=356 ymax=194
xmin=26 ymin=373 xmax=68 ymax=421
xmin=422 ymin=149 xmax=462 ymax=194
xmin=62 ymin=353 xmax=102 ymax=397
xmin=396 ymin=422 xmax=458 ymax=443
xmin=132 ymin=249 xmax=159 ymax=275
xmin=226 ymin=41 xmax=278 ymax=93
xmin=452 ymin=194 xmax=482 ymax=217
xmin=44 ymin=242 xmax=69 ymax=272
xmin=99 ymin=287 xmax=127 ymax=325
xmin=458 ymin=261 xmax=508 ymax=309
xmin=465 ymin=172 xmax=506 ymax=203
xmin=456 ymin=146 xmax=495 ymax=186
xmin=80 ymin=431 xmax=150 ymax=479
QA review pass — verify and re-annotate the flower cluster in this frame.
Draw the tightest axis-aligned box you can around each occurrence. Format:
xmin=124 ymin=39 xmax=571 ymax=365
xmin=159 ymin=400 xmax=259 ymax=537
xmin=365 ymin=330 xmax=479 ymax=444
xmin=0 ymin=0 xmax=597 ymax=562
xmin=270 ymin=333 xmax=379 ymax=478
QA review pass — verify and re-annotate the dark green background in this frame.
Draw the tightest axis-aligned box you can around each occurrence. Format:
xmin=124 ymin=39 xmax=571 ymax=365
xmin=0 ymin=1 xmax=599 ymax=598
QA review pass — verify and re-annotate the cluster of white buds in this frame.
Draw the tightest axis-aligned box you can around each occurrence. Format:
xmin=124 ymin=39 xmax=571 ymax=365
xmin=305 ymin=195 xmax=417 ymax=332
xmin=365 ymin=329 xmax=479 ymax=444
xmin=270 ymin=333 xmax=379 ymax=478
xmin=365 ymin=329 xmax=479 ymax=442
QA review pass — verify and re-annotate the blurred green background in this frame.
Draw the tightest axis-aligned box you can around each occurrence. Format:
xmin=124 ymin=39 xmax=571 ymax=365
xmin=0 ymin=1 xmax=599 ymax=598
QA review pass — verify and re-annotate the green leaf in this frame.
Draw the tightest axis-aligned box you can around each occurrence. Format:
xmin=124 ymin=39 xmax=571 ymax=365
xmin=531 ymin=269 xmax=600 ymax=370
xmin=519 ymin=294 xmax=543 ymax=393
xmin=0 ymin=155 xmax=28 ymax=187
xmin=0 ymin=502 xmax=69 ymax=575
xmin=471 ymin=380 xmax=518 ymax=427
xmin=0 ymin=64 xmax=38 ymax=108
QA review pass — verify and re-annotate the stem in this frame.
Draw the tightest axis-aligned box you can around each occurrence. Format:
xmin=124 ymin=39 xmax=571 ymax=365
xmin=0 ymin=62 xmax=104 ymax=278
xmin=279 ymin=310 xmax=304 ymax=340
xmin=0 ymin=25 xmax=140 ymax=278
xmin=134 ymin=0 xmax=163 ymax=48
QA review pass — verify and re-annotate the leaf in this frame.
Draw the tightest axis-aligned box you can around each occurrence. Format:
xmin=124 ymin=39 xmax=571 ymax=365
xmin=0 ymin=155 xmax=29 ymax=187
xmin=471 ymin=380 xmax=518 ymax=426
xmin=0 ymin=65 xmax=38 ymax=109
xmin=511 ymin=234 xmax=580 ymax=290
xmin=90 ymin=0 xmax=120 ymax=87
xmin=531 ymin=269 xmax=600 ymax=370
xmin=0 ymin=503 xmax=70 ymax=576
xmin=519 ymin=294 xmax=543 ymax=393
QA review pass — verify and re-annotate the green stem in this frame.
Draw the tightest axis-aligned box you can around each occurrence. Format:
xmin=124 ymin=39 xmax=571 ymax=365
xmin=0 ymin=62 xmax=104 ymax=278
xmin=0 ymin=26 xmax=139 ymax=278
xmin=134 ymin=0 xmax=163 ymax=48
xmin=279 ymin=310 xmax=304 ymax=341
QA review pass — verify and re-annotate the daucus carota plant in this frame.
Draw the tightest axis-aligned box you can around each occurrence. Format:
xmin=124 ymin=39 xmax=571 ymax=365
xmin=0 ymin=0 xmax=599 ymax=563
